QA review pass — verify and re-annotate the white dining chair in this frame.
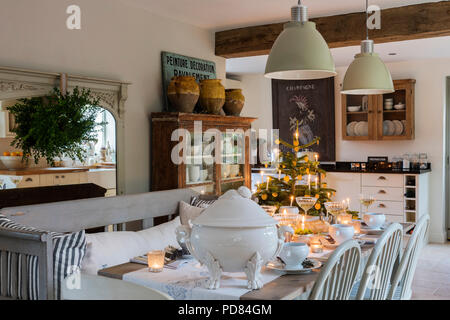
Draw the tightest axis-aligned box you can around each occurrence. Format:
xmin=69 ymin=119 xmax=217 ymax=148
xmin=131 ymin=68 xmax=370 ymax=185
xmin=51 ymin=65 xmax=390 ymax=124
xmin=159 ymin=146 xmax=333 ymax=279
xmin=387 ymin=214 xmax=430 ymax=300
xmin=353 ymin=223 xmax=403 ymax=300
xmin=61 ymin=273 xmax=173 ymax=300
xmin=309 ymin=239 xmax=361 ymax=300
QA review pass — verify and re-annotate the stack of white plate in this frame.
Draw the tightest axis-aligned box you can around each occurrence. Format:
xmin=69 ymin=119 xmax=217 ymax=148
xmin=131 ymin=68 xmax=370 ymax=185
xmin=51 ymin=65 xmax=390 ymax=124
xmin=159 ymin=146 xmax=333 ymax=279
xmin=383 ymin=120 xmax=404 ymax=136
xmin=347 ymin=121 xmax=368 ymax=136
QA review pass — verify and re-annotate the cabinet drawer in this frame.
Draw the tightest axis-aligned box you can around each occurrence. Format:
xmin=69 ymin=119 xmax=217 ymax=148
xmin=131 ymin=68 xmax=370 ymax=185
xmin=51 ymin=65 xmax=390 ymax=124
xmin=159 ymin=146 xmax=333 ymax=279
xmin=362 ymin=174 xmax=403 ymax=187
xmin=16 ymin=175 xmax=40 ymax=188
xmin=385 ymin=214 xmax=404 ymax=223
xmin=39 ymin=173 xmax=80 ymax=186
xmin=361 ymin=186 xmax=404 ymax=201
xmin=370 ymin=200 xmax=403 ymax=215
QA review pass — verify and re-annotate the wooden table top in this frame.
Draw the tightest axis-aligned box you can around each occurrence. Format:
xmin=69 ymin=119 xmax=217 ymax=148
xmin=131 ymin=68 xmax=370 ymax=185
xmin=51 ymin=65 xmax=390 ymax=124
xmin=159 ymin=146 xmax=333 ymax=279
xmin=0 ymin=167 xmax=89 ymax=176
xmin=98 ymin=223 xmax=414 ymax=300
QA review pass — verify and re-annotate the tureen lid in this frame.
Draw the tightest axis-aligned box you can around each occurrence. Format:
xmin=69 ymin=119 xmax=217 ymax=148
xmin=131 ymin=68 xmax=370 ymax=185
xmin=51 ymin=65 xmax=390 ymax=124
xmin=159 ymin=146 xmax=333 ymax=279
xmin=192 ymin=193 xmax=277 ymax=228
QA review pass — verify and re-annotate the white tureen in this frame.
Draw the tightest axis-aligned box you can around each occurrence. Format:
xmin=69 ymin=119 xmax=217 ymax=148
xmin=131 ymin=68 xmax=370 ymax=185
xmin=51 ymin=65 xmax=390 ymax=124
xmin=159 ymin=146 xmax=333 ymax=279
xmin=176 ymin=191 xmax=292 ymax=290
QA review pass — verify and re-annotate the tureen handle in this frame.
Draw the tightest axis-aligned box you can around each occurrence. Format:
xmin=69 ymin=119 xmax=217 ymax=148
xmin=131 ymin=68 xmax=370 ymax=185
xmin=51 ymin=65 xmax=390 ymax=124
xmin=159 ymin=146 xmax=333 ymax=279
xmin=274 ymin=225 xmax=295 ymax=258
xmin=175 ymin=225 xmax=204 ymax=264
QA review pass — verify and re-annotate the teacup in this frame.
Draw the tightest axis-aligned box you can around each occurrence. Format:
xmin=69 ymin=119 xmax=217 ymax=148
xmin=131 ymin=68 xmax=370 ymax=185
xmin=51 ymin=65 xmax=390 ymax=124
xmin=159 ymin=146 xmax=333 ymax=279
xmin=329 ymin=224 xmax=355 ymax=244
xmin=279 ymin=242 xmax=309 ymax=269
xmin=363 ymin=213 xmax=386 ymax=229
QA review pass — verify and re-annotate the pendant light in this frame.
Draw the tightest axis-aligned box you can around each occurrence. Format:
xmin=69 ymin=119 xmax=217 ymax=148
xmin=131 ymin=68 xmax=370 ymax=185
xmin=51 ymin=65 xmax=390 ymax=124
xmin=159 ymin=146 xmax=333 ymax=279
xmin=264 ymin=0 xmax=336 ymax=80
xmin=341 ymin=0 xmax=394 ymax=94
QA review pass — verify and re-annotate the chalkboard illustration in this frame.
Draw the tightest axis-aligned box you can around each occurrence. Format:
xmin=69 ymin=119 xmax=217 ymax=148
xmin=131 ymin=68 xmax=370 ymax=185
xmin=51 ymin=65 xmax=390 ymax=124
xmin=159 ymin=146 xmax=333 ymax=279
xmin=272 ymin=78 xmax=335 ymax=161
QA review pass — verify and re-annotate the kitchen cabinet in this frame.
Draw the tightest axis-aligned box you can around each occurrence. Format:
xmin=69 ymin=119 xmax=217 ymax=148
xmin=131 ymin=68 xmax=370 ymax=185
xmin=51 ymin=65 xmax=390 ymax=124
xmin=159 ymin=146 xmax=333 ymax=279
xmin=342 ymin=79 xmax=415 ymax=140
xmin=151 ymin=112 xmax=256 ymax=195
xmin=0 ymin=108 xmax=15 ymax=138
xmin=326 ymin=171 xmax=429 ymax=224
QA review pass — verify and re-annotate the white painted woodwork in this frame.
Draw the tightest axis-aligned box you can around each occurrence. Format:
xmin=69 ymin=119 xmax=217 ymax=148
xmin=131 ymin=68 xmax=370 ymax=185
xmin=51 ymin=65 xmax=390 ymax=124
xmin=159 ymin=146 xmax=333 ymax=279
xmin=361 ymin=173 xmax=404 ymax=188
xmin=0 ymin=188 xmax=198 ymax=233
xmin=326 ymin=172 xmax=430 ymax=224
xmin=87 ymin=169 xmax=116 ymax=189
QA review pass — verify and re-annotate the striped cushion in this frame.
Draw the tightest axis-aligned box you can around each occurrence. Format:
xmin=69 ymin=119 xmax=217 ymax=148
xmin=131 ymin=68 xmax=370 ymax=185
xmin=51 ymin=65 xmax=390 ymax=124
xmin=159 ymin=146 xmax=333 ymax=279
xmin=190 ymin=196 xmax=217 ymax=208
xmin=0 ymin=215 xmax=86 ymax=300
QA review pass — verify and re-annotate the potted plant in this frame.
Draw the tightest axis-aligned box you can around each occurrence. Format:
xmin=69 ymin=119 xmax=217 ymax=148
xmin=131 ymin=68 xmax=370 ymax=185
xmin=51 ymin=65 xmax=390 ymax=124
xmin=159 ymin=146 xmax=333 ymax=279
xmin=7 ymin=87 xmax=103 ymax=166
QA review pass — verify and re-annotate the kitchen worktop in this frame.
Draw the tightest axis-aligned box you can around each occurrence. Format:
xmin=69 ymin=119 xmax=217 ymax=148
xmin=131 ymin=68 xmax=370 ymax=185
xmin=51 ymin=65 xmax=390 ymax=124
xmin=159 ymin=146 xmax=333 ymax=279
xmin=251 ymin=162 xmax=431 ymax=175
xmin=0 ymin=167 xmax=90 ymax=176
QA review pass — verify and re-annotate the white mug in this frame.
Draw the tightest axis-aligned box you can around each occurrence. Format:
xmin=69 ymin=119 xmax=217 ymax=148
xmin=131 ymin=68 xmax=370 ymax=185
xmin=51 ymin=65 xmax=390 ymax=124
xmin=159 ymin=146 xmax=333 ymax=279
xmin=329 ymin=224 xmax=355 ymax=244
xmin=188 ymin=165 xmax=200 ymax=182
xmin=279 ymin=242 xmax=309 ymax=269
xmin=363 ymin=213 xmax=386 ymax=229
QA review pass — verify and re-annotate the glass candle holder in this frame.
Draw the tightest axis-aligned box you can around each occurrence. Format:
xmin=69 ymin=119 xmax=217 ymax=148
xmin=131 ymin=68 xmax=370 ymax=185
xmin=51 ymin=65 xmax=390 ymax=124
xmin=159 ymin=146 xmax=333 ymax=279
xmin=147 ymin=250 xmax=165 ymax=272
xmin=309 ymin=235 xmax=323 ymax=253
xmin=351 ymin=220 xmax=361 ymax=234
xmin=337 ymin=213 xmax=353 ymax=225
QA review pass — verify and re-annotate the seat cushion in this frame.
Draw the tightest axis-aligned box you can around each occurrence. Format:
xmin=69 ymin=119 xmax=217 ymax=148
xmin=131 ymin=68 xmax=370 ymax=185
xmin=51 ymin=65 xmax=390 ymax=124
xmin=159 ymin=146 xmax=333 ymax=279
xmin=0 ymin=215 xmax=86 ymax=300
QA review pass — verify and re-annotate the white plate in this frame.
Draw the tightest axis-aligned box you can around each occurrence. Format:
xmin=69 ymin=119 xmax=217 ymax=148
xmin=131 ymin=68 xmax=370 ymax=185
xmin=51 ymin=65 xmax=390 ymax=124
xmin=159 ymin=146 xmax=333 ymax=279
xmin=360 ymin=121 xmax=368 ymax=136
xmin=347 ymin=121 xmax=358 ymax=136
xmin=383 ymin=120 xmax=395 ymax=136
xmin=392 ymin=120 xmax=403 ymax=135
xmin=266 ymin=259 xmax=322 ymax=274
xmin=401 ymin=120 xmax=407 ymax=134
xmin=354 ymin=122 xmax=363 ymax=136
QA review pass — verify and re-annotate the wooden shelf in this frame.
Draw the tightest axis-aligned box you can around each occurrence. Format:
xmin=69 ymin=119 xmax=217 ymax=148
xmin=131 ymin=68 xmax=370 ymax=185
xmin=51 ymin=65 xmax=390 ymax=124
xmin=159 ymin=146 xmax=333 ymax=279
xmin=342 ymin=79 xmax=415 ymax=141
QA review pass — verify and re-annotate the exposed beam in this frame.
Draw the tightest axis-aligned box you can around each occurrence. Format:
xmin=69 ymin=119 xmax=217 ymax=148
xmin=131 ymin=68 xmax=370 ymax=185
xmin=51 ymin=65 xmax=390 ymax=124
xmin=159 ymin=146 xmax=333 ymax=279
xmin=215 ymin=1 xmax=450 ymax=58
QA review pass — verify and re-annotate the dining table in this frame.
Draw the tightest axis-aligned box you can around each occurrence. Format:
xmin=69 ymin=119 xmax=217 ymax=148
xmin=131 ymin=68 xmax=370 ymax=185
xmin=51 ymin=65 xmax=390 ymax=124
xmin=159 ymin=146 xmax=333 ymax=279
xmin=97 ymin=223 xmax=414 ymax=300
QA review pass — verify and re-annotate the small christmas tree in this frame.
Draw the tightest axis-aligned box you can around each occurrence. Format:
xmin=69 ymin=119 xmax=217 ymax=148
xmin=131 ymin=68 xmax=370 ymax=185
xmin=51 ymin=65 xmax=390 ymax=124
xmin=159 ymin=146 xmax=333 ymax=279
xmin=254 ymin=127 xmax=336 ymax=215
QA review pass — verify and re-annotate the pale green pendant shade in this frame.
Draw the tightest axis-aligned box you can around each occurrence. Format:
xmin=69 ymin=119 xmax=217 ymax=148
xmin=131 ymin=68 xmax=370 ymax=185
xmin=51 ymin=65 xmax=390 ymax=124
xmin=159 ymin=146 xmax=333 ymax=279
xmin=264 ymin=4 xmax=336 ymax=80
xmin=341 ymin=40 xmax=394 ymax=95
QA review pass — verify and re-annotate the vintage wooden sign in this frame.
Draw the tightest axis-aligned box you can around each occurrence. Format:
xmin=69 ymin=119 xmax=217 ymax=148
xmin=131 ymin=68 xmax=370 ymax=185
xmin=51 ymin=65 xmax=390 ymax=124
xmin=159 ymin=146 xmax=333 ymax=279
xmin=272 ymin=78 xmax=335 ymax=162
xmin=161 ymin=51 xmax=217 ymax=111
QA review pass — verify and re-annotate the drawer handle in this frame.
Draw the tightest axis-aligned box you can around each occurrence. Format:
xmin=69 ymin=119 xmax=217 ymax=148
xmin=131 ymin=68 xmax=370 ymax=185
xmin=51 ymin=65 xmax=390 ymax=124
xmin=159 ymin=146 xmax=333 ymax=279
xmin=378 ymin=203 xmax=386 ymax=208
xmin=378 ymin=190 xmax=386 ymax=194
xmin=25 ymin=178 xmax=33 ymax=182
xmin=61 ymin=175 xmax=65 ymax=179
xmin=378 ymin=176 xmax=387 ymax=180
xmin=55 ymin=176 xmax=59 ymax=179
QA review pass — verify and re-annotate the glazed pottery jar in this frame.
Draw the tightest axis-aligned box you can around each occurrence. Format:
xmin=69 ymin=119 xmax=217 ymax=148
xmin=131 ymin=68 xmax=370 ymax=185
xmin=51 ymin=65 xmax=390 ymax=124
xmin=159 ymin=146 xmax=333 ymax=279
xmin=176 ymin=193 xmax=292 ymax=290
xmin=224 ymin=89 xmax=245 ymax=116
xmin=167 ymin=76 xmax=200 ymax=113
xmin=199 ymin=79 xmax=225 ymax=114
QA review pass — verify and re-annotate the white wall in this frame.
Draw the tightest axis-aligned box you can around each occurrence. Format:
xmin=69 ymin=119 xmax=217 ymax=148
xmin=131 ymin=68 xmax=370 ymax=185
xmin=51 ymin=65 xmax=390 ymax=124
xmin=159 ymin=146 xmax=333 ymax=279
xmin=238 ymin=58 xmax=450 ymax=243
xmin=0 ymin=0 xmax=225 ymax=193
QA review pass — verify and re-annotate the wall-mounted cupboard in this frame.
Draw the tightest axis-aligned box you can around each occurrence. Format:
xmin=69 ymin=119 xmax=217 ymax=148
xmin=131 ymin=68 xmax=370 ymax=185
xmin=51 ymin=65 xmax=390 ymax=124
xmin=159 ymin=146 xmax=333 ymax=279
xmin=342 ymin=79 xmax=415 ymax=140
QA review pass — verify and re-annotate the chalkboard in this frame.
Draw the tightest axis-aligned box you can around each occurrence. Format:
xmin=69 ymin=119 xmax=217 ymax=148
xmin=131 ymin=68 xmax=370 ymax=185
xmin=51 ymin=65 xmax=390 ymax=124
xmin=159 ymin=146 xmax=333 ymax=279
xmin=272 ymin=78 xmax=335 ymax=162
xmin=161 ymin=51 xmax=217 ymax=111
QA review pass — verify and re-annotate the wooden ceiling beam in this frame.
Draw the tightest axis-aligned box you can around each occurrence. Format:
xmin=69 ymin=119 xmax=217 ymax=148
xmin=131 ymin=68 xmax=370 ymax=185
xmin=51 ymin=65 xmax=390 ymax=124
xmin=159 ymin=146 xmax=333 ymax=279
xmin=215 ymin=1 xmax=450 ymax=58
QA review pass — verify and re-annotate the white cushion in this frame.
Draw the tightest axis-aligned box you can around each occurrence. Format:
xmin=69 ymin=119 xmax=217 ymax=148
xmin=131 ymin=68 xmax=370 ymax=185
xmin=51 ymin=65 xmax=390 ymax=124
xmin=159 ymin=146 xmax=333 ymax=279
xmin=81 ymin=217 xmax=181 ymax=275
xmin=178 ymin=201 xmax=204 ymax=227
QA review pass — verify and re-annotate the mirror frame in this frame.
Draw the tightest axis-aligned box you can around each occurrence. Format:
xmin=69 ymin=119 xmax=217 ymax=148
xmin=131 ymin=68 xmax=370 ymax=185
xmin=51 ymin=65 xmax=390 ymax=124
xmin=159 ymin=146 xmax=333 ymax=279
xmin=0 ymin=66 xmax=130 ymax=195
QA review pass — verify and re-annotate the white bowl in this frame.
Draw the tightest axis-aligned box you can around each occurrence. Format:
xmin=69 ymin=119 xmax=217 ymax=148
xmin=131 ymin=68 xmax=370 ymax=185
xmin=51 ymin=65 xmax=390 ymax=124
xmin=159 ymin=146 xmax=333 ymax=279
xmin=0 ymin=156 xmax=27 ymax=170
xmin=363 ymin=213 xmax=386 ymax=229
xmin=279 ymin=242 xmax=309 ymax=269
xmin=347 ymin=106 xmax=361 ymax=112
xmin=394 ymin=104 xmax=405 ymax=110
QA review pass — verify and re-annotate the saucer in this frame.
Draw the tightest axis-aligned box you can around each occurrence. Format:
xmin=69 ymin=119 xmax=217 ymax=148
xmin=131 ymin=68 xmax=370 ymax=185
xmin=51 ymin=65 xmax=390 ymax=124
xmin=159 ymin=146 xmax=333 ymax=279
xmin=266 ymin=258 xmax=322 ymax=274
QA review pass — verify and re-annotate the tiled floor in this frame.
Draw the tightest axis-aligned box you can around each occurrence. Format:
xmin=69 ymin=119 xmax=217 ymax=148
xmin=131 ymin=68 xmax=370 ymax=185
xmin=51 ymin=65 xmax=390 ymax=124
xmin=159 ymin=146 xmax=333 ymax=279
xmin=411 ymin=243 xmax=450 ymax=300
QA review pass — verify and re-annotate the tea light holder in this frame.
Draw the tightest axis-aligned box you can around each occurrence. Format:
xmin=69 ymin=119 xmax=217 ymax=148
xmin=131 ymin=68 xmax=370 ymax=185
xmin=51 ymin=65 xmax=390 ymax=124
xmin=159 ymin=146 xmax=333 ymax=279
xmin=351 ymin=219 xmax=361 ymax=234
xmin=337 ymin=213 xmax=353 ymax=225
xmin=309 ymin=235 xmax=323 ymax=253
xmin=147 ymin=250 xmax=165 ymax=272
xmin=274 ymin=213 xmax=299 ymax=242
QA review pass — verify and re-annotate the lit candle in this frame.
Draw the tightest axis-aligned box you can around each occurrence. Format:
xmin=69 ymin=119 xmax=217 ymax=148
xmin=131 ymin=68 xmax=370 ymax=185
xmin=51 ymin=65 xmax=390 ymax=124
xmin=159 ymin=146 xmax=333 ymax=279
xmin=301 ymin=215 xmax=305 ymax=230
xmin=310 ymin=235 xmax=323 ymax=253
xmin=308 ymin=175 xmax=311 ymax=191
xmin=266 ymin=176 xmax=270 ymax=191
xmin=315 ymin=177 xmax=318 ymax=190
xmin=294 ymin=131 xmax=299 ymax=140
xmin=346 ymin=198 xmax=350 ymax=209
xmin=290 ymin=195 xmax=294 ymax=206
xmin=147 ymin=250 xmax=165 ymax=273
xmin=337 ymin=213 xmax=352 ymax=225
xmin=278 ymin=169 xmax=281 ymax=180
xmin=315 ymin=154 xmax=318 ymax=162
xmin=260 ymin=170 xmax=264 ymax=184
